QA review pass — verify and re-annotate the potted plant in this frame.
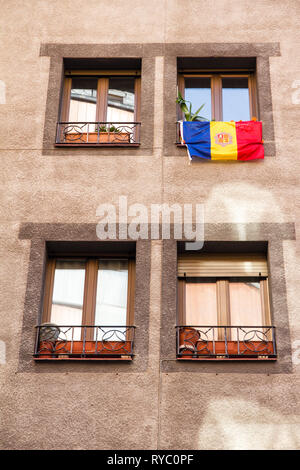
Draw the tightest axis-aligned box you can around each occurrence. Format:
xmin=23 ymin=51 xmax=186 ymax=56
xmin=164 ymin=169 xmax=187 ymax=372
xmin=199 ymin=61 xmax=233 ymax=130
xmin=178 ymin=327 xmax=201 ymax=357
xmin=176 ymin=91 xmax=208 ymax=122
xmin=37 ymin=323 xmax=61 ymax=358
xmin=176 ymin=92 xmax=209 ymax=145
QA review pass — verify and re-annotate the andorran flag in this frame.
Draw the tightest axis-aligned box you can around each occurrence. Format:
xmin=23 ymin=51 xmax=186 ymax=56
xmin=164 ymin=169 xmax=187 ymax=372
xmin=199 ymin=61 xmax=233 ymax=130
xmin=180 ymin=121 xmax=264 ymax=161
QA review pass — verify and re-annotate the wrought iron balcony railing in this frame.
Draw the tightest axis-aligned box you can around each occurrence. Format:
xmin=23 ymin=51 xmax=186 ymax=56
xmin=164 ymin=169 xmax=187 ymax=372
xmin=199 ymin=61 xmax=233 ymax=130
xmin=55 ymin=122 xmax=141 ymax=145
xmin=176 ymin=326 xmax=276 ymax=359
xmin=34 ymin=324 xmax=136 ymax=359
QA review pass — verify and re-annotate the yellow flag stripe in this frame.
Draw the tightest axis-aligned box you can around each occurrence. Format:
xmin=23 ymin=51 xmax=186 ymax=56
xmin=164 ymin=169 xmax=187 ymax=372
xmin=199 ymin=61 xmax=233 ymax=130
xmin=210 ymin=122 xmax=238 ymax=160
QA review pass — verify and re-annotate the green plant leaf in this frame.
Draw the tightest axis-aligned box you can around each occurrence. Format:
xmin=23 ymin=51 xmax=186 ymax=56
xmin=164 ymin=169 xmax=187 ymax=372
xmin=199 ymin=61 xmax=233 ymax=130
xmin=193 ymin=103 xmax=205 ymax=115
xmin=177 ymin=91 xmax=183 ymax=101
xmin=180 ymin=103 xmax=189 ymax=114
xmin=176 ymin=92 xmax=208 ymax=122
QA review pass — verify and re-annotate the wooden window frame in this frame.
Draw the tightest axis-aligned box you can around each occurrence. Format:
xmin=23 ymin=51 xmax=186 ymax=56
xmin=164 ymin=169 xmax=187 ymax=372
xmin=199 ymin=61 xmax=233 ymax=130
xmin=42 ymin=256 xmax=135 ymax=341
xmin=60 ymin=72 xmax=141 ymax=124
xmin=177 ymin=72 xmax=258 ymax=121
xmin=177 ymin=277 xmax=272 ymax=340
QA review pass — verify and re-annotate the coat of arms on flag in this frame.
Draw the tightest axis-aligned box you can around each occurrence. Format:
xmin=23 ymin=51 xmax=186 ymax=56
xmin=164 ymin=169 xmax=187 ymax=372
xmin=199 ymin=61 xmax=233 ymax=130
xmin=214 ymin=132 xmax=233 ymax=146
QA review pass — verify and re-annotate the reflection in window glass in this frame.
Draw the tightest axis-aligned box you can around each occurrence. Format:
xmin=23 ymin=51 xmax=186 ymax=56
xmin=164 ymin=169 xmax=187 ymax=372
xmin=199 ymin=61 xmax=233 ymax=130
xmin=50 ymin=260 xmax=86 ymax=340
xmin=95 ymin=260 xmax=128 ymax=340
xmin=69 ymin=78 xmax=97 ymax=131
xmin=107 ymin=78 xmax=135 ymax=122
xmin=222 ymin=77 xmax=250 ymax=121
xmin=184 ymin=77 xmax=211 ymax=121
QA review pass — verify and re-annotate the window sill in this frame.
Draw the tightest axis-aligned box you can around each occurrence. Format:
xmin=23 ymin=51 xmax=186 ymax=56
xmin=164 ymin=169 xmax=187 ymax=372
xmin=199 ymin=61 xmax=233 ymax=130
xmin=55 ymin=143 xmax=140 ymax=148
xmin=177 ymin=356 xmax=277 ymax=361
xmin=34 ymin=356 xmax=133 ymax=361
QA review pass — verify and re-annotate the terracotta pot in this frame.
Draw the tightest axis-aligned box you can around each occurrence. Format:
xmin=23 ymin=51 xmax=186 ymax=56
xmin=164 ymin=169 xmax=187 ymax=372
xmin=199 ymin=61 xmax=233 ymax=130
xmin=178 ymin=328 xmax=200 ymax=356
xmin=37 ymin=340 xmax=55 ymax=358
xmin=96 ymin=341 xmax=132 ymax=355
xmin=64 ymin=340 xmax=132 ymax=356
xmin=178 ymin=328 xmax=274 ymax=357
xmin=195 ymin=340 xmax=274 ymax=356
xmin=65 ymin=132 xmax=130 ymax=144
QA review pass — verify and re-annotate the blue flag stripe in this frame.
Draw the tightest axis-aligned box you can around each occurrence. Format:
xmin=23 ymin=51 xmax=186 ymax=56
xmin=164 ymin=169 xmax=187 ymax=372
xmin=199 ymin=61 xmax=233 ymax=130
xmin=182 ymin=121 xmax=211 ymax=160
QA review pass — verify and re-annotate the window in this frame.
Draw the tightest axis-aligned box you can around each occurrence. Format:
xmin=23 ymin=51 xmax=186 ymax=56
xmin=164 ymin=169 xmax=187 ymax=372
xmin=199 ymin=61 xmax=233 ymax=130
xmin=56 ymin=60 xmax=141 ymax=145
xmin=35 ymin=256 xmax=135 ymax=360
xmin=176 ymin=252 xmax=276 ymax=360
xmin=176 ymin=57 xmax=259 ymax=143
xmin=178 ymin=73 xmax=257 ymax=122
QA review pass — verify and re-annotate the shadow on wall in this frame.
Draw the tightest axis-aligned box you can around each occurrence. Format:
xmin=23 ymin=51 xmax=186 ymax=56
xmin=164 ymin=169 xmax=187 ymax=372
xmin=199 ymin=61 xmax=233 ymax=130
xmin=198 ymin=398 xmax=300 ymax=450
xmin=204 ymin=182 xmax=290 ymax=230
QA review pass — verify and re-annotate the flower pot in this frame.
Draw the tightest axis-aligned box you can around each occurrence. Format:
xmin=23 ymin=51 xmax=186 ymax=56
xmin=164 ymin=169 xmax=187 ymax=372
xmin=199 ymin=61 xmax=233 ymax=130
xmin=63 ymin=340 xmax=132 ymax=356
xmin=64 ymin=132 xmax=130 ymax=144
xmin=178 ymin=328 xmax=200 ymax=356
xmin=194 ymin=340 xmax=274 ymax=357
xmin=36 ymin=339 xmax=132 ymax=358
xmin=37 ymin=340 xmax=56 ymax=358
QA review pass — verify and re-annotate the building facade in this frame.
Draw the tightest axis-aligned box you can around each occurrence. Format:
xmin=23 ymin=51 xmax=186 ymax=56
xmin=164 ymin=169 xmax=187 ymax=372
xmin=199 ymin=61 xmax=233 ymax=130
xmin=0 ymin=0 xmax=299 ymax=450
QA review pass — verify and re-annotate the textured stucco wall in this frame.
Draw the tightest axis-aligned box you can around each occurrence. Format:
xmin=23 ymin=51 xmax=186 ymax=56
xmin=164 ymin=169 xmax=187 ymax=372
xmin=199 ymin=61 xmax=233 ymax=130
xmin=0 ymin=0 xmax=299 ymax=450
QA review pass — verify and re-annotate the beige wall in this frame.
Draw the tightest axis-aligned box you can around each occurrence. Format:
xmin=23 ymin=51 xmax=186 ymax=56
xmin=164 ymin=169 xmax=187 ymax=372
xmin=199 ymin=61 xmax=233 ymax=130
xmin=0 ymin=0 xmax=299 ymax=449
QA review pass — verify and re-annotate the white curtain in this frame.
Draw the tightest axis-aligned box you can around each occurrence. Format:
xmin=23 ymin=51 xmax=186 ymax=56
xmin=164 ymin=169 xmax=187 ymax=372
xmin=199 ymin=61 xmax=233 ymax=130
xmin=229 ymin=282 xmax=263 ymax=340
xmin=94 ymin=260 xmax=128 ymax=341
xmin=50 ymin=261 xmax=85 ymax=340
xmin=185 ymin=283 xmax=218 ymax=340
xmin=229 ymin=282 xmax=262 ymax=326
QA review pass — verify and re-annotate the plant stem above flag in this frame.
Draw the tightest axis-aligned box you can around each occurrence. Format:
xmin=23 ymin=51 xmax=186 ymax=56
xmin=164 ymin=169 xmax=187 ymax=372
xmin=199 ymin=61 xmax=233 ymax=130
xmin=180 ymin=121 xmax=264 ymax=161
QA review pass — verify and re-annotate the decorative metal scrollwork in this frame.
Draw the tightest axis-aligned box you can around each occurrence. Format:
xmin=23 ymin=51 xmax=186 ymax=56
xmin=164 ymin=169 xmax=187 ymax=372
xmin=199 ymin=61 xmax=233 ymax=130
xmin=37 ymin=325 xmax=69 ymax=356
xmin=63 ymin=124 xmax=85 ymax=142
xmin=178 ymin=327 xmax=212 ymax=355
xmin=176 ymin=325 xmax=276 ymax=358
xmin=99 ymin=327 xmax=131 ymax=353
xmin=35 ymin=325 xmax=135 ymax=357
xmin=39 ymin=323 xmax=60 ymax=341
xmin=240 ymin=328 xmax=272 ymax=354
xmin=57 ymin=122 xmax=141 ymax=144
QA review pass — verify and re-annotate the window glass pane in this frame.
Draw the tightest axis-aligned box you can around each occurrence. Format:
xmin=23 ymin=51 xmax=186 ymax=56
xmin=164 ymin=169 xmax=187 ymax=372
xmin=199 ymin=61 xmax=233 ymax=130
xmin=69 ymin=78 xmax=97 ymax=130
xmin=229 ymin=281 xmax=264 ymax=341
xmin=222 ymin=77 xmax=250 ymax=121
xmin=184 ymin=77 xmax=211 ymax=121
xmin=185 ymin=283 xmax=217 ymax=340
xmin=95 ymin=260 xmax=128 ymax=341
xmin=50 ymin=260 xmax=86 ymax=340
xmin=107 ymin=78 xmax=135 ymax=122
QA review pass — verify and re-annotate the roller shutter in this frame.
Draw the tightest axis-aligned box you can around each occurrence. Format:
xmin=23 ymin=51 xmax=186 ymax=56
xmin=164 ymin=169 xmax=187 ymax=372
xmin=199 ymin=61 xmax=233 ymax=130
xmin=177 ymin=253 xmax=268 ymax=277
